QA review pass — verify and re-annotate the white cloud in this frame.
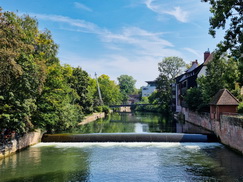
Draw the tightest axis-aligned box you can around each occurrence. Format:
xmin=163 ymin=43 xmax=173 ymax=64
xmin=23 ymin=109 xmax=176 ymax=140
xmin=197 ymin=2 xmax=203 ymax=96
xmin=101 ymin=27 xmax=177 ymax=57
xmin=144 ymin=0 xmax=189 ymax=23
xmin=59 ymin=52 xmax=160 ymax=88
xmin=74 ymin=2 xmax=92 ymax=12
xmin=28 ymin=13 xmax=186 ymax=87
xmin=164 ymin=7 xmax=188 ymax=23
xmin=183 ymin=48 xmax=201 ymax=58
xmin=30 ymin=13 xmax=102 ymax=34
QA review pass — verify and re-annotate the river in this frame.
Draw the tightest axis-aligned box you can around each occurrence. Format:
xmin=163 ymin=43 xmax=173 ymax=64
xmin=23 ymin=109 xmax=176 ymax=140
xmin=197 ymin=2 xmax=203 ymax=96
xmin=0 ymin=112 xmax=243 ymax=181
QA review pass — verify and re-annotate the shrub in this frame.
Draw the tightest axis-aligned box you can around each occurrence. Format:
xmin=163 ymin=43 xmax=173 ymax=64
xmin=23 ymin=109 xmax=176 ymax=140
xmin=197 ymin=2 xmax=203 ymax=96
xmin=102 ymin=105 xmax=110 ymax=114
xmin=185 ymin=87 xmax=203 ymax=111
xmin=238 ymin=102 xmax=243 ymax=113
xmin=94 ymin=106 xmax=103 ymax=112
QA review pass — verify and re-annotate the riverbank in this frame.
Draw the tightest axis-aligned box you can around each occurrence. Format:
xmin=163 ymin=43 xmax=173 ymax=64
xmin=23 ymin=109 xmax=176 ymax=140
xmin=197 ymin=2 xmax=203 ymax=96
xmin=0 ymin=112 xmax=106 ymax=159
xmin=0 ymin=129 xmax=43 ymax=159
xmin=78 ymin=112 xmax=105 ymax=125
xmin=179 ymin=108 xmax=243 ymax=155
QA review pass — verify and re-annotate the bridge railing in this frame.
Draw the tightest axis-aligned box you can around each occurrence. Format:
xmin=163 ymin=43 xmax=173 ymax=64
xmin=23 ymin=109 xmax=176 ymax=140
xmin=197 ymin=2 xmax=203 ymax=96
xmin=109 ymin=104 xmax=155 ymax=108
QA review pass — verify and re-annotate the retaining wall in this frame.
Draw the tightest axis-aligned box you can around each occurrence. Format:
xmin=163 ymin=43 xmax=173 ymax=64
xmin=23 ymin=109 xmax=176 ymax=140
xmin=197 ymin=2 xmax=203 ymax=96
xmin=0 ymin=129 xmax=43 ymax=159
xmin=79 ymin=112 xmax=105 ymax=125
xmin=182 ymin=109 xmax=243 ymax=155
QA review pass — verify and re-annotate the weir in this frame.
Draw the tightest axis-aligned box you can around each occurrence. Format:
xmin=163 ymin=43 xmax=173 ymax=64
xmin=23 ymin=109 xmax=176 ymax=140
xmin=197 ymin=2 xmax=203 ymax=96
xmin=41 ymin=133 xmax=217 ymax=143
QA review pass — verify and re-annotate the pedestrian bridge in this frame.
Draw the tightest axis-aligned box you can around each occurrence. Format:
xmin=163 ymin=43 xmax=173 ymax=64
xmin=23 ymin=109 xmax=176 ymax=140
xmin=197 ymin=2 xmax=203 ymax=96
xmin=109 ymin=104 xmax=154 ymax=108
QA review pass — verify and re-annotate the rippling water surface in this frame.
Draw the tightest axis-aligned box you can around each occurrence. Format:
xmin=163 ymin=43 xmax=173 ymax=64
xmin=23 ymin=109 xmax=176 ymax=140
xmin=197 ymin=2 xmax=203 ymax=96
xmin=1 ymin=142 xmax=243 ymax=182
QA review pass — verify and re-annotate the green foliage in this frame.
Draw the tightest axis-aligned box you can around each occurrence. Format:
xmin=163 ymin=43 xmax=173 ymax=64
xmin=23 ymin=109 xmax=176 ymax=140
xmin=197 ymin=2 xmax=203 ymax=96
xmin=102 ymin=105 xmax=110 ymax=114
xmin=202 ymin=0 xmax=242 ymax=59
xmin=93 ymin=105 xmax=110 ymax=114
xmin=197 ymin=57 xmax=240 ymax=106
xmin=33 ymin=63 xmax=82 ymax=133
xmin=238 ymin=103 xmax=243 ymax=114
xmin=117 ymin=75 xmax=137 ymax=102
xmin=69 ymin=67 xmax=94 ymax=114
xmin=0 ymin=9 xmax=103 ymax=134
xmin=158 ymin=57 xmax=186 ymax=80
xmin=150 ymin=57 xmax=186 ymax=114
xmin=0 ymin=10 xmax=50 ymax=133
xmin=202 ymin=0 xmax=243 ymax=86
xmin=133 ymin=104 xmax=160 ymax=113
xmin=94 ymin=106 xmax=103 ymax=112
xmin=155 ymin=75 xmax=173 ymax=114
xmin=97 ymin=74 xmax=122 ymax=105
xmin=184 ymin=88 xmax=204 ymax=111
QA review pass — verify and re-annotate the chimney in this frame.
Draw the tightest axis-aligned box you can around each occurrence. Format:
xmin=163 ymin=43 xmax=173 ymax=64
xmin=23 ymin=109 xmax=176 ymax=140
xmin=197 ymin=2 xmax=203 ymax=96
xmin=191 ymin=60 xmax=198 ymax=66
xmin=204 ymin=48 xmax=210 ymax=62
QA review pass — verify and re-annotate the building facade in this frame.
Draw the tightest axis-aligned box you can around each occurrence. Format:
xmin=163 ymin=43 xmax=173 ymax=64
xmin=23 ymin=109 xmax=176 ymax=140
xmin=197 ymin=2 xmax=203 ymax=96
xmin=174 ymin=50 xmax=212 ymax=112
xmin=142 ymin=81 xmax=157 ymax=97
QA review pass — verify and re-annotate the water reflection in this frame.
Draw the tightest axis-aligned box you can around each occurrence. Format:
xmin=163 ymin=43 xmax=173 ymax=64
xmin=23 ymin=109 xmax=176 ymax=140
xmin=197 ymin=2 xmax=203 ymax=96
xmin=70 ymin=112 xmax=176 ymax=134
xmin=68 ymin=112 xmax=212 ymax=135
xmin=0 ymin=145 xmax=90 ymax=182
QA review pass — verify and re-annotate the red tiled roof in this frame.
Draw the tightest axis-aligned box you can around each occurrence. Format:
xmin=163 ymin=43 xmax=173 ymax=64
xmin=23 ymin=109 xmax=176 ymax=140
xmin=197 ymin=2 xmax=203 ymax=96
xmin=209 ymin=89 xmax=239 ymax=106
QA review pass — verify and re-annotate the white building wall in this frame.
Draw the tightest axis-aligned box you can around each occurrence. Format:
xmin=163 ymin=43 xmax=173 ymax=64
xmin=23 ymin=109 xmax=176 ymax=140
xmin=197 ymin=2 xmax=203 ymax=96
xmin=142 ymin=86 xmax=156 ymax=97
xmin=197 ymin=66 xmax=206 ymax=78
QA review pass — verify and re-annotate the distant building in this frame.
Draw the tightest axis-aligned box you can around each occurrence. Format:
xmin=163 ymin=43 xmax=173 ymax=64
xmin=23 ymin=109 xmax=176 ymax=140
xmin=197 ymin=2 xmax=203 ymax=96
xmin=127 ymin=94 xmax=140 ymax=104
xmin=142 ymin=81 xmax=157 ymax=97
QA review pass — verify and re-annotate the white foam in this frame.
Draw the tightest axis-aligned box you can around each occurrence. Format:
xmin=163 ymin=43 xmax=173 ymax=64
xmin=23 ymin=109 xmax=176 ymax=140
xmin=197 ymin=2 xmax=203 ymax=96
xmin=32 ymin=142 xmax=222 ymax=149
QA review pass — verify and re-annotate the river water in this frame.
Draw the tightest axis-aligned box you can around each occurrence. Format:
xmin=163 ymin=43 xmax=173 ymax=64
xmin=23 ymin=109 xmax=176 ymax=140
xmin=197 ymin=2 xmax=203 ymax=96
xmin=0 ymin=112 xmax=243 ymax=182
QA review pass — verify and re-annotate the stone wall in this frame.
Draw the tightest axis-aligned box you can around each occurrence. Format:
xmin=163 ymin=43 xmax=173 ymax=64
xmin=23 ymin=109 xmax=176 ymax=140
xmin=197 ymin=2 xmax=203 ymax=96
xmin=0 ymin=129 xmax=43 ymax=159
xmin=182 ymin=109 xmax=243 ymax=155
xmin=79 ymin=112 xmax=105 ymax=125
xmin=218 ymin=115 xmax=243 ymax=154
xmin=119 ymin=106 xmax=131 ymax=112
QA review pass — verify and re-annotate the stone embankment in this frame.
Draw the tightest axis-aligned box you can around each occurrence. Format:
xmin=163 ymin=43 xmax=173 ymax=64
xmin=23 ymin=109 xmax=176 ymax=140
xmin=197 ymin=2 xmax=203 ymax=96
xmin=181 ymin=109 xmax=243 ymax=155
xmin=79 ymin=112 xmax=105 ymax=125
xmin=0 ymin=129 xmax=43 ymax=159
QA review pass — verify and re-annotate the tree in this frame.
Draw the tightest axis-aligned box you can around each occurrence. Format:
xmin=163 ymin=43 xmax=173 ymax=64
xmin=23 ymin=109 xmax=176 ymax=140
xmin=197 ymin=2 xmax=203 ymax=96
xmin=202 ymin=0 xmax=242 ymax=58
xmin=194 ymin=56 xmax=241 ymax=110
xmin=97 ymin=74 xmax=122 ymax=106
xmin=154 ymin=75 xmax=172 ymax=113
xmin=153 ymin=57 xmax=185 ymax=113
xmin=158 ymin=57 xmax=185 ymax=81
xmin=0 ymin=9 xmax=86 ymax=134
xmin=0 ymin=10 xmax=51 ymax=133
xmin=33 ymin=63 xmax=82 ymax=133
xmin=117 ymin=75 xmax=137 ymax=102
xmin=184 ymin=87 xmax=204 ymax=111
xmin=202 ymin=0 xmax=243 ymax=86
xmin=69 ymin=67 xmax=94 ymax=114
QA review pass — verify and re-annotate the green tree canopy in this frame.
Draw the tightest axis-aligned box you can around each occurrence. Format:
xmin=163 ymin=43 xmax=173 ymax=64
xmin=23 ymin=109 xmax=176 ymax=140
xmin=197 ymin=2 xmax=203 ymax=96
xmin=117 ymin=75 xmax=137 ymax=102
xmin=69 ymin=67 xmax=94 ymax=114
xmin=0 ymin=10 xmax=56 ymax=133
xmin=186 ymin=56 xmax=241 ymax=111
xmin=98 ymin=74 xmax=122 ymax=106
xmin=198 ymin=56 xmax=240 ymax=104
xmin=0 ymin=9 xmax=95 ymax=134
xmin=158 ymin=57 xmax=186 ymax=81
xmin=154 ymin=57 xmax=186 ymax=113
xmin=202 ymin=0 xmax=243 ymax=86
xmin=202 ymin=0 xmax=242 ymax=58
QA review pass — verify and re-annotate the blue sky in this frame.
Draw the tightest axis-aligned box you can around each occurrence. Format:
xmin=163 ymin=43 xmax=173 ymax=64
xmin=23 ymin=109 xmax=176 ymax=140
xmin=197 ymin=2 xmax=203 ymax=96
xmin=1 ymin=0 xmax=224 ymax=88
